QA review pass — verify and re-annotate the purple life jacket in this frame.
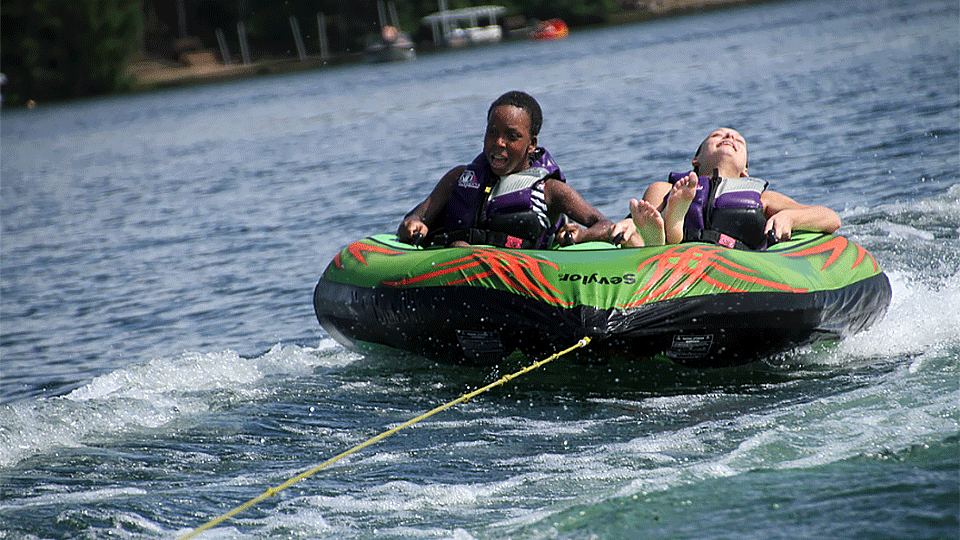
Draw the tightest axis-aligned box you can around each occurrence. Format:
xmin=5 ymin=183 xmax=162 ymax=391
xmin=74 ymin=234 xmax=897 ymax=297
xmin=668 ymin=170 xmax=769 ymax=250
xmin=442 ymin=147 xmax=566 ymax=248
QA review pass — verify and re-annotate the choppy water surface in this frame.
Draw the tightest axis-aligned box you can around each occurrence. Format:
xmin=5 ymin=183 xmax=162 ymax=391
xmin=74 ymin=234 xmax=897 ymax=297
xmin=2 ymin=0 xmax=957 ymax=538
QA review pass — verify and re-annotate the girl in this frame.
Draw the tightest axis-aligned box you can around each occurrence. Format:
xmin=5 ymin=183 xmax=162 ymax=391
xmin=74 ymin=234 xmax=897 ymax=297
xmin=622 ymin=127 xmax=841 ymax=249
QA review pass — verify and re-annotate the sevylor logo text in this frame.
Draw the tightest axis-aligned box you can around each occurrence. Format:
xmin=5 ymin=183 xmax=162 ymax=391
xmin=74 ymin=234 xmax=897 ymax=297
xmin=558 ymin=273 xmax=636 ymax=285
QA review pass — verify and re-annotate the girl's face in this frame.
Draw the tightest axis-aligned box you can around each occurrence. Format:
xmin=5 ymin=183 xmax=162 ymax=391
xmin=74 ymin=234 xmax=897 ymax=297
xmin=484 ymin=105 xmax=537 ymax=177
xmin=693 ymin=128 xmax=749 ymax=177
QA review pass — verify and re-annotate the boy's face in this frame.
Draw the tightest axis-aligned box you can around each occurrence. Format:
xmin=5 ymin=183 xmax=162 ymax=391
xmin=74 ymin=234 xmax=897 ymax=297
xmin=484 ymin=105 xmax=537 ymax=177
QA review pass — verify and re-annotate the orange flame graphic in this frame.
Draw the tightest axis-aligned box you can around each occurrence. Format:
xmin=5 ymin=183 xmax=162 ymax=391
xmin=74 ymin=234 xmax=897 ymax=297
xmin=623 ymin=245 xmax=807 ymax=307
xmin=383 ymin=247 xmax=570 ymax=306
xmin=334 ymin=241 xmax=405 ymax=269
xmin=783 ymin=235 xmax=877 ymax=272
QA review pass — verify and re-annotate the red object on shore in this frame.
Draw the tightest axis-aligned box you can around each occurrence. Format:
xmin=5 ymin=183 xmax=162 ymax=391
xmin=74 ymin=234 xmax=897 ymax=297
xmin=532 ymin=19 xmax=569 ymax=40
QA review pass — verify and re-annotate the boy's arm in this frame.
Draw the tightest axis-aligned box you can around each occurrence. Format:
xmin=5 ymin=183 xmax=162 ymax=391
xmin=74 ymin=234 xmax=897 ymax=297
xmin=545 ymin=180 xmax=615 ymax=244
xmin=398 ymin=166 xmax=464 ymax=243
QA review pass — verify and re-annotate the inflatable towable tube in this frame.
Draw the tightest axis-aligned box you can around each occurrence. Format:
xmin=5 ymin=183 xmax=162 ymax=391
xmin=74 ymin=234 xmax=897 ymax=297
xmin=313 ymin=232 xmax=891 ymax=368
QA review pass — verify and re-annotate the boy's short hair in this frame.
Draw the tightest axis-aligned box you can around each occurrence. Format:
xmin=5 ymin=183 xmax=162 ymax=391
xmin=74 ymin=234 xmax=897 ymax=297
xmin=488 ymin=91 xmax=543 ymax=136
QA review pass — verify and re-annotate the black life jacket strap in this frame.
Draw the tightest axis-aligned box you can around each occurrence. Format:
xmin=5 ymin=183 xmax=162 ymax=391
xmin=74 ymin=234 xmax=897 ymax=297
xmin=426 ymin=228 xmax=535 ymax=249
xmin=683 ymin=228 xmax=781 ymax=251
xmin=683 ymin=229 xmax=753 ymax=250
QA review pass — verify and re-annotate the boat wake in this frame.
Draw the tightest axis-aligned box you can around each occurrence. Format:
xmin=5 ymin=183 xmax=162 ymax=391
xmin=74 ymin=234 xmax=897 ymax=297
xmin=0 ymin=340 xmax=356 ymax=468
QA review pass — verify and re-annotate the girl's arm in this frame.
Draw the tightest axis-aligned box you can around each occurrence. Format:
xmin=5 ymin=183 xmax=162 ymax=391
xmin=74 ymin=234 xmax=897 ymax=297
xmin=761 ymin=190 xmax=841 ymax=241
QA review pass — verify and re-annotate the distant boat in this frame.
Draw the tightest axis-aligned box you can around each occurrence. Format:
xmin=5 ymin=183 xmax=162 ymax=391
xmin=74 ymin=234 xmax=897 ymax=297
xmin=365 ymin=25 xmax=416 ymax=63
xmin=532 ymin=18 xmax=569 ymax=40
xmin=421 ymin=5 xmax=506 ymax=48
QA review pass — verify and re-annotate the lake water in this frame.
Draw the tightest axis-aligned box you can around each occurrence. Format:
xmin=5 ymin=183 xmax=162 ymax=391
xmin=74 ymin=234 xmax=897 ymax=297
xmin=1 ymin=0 xmax=958 ymax=538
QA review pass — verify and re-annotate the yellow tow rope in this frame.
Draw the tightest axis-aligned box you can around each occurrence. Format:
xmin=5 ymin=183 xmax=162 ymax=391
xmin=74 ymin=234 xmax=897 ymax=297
xmin=175 ymin=336 xmax=591 ymax=539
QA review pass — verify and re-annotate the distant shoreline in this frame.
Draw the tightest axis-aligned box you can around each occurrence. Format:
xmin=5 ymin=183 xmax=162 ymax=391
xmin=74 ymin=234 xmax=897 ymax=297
xmin=127 ymin=0 xmax=780 ymax=93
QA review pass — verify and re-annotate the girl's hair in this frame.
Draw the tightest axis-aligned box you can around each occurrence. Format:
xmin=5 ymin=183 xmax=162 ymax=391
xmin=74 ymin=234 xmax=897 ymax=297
xmin=488 ymin=91 xmax=543 ymax=136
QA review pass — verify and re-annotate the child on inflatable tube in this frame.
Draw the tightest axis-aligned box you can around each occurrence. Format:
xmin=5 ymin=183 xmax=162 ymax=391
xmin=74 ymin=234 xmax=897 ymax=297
xmin=620 ymin=127 xmax=842 ymax=249
xmin=397 ymin=91 xmax=636 ymax=249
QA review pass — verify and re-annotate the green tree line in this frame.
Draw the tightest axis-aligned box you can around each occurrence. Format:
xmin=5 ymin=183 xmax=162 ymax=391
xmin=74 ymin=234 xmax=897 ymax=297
xmin=2 ymin=0 xmax=144 ymax=107
xmin=2 ymin=0 xmax=616 ymax=107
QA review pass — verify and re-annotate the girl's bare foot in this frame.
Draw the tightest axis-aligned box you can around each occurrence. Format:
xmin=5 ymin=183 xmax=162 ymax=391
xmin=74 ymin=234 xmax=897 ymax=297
xmin=630 ymin=198 xmax=665 ymax=247
xmin=666 ymin=172 xmax=698 ymax=211
xmin=663 ymin=172 xmax=699 ymax=244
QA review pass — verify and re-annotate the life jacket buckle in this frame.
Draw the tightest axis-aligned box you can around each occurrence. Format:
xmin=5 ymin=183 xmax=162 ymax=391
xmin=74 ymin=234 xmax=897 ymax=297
xmin=718 ymin=234 xmax=737 ymax=249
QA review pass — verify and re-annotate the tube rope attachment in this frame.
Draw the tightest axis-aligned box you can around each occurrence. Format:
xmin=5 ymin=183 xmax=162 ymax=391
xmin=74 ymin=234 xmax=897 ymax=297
xmin=175 ymin=336 xmax=592 ymax=539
